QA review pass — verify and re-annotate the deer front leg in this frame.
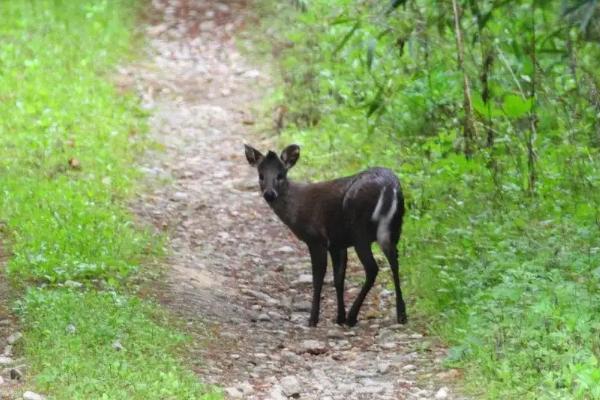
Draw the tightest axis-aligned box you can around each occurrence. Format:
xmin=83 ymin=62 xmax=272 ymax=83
xmin=308 ymin=244 xmax=327 ymax=327
xmin=330 ymin=248 xmax=347 ymax=325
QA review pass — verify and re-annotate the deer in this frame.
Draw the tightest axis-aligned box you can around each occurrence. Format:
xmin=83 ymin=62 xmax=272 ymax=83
xmin=244 ymin=144 xmax=407 ymax=327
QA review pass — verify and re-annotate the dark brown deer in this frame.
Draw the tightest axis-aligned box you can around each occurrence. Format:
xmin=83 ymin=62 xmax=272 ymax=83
xmin=244 ymin=144 xmax=407 ymax=327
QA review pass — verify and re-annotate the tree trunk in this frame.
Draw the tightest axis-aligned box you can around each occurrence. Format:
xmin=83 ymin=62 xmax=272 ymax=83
xmin=451 ymin=0 xmax=477 ymax=158
xmin=527 ymin=3 xmax=538 ymax=194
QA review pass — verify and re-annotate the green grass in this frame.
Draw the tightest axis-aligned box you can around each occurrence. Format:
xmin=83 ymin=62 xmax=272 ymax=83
xmin=0 ymin=1 xmax=221 ymax=398
xmin=252 ymin=1 xmax=600 ymax=398
xmin=20 ymin=290 xmax=220 ymax=400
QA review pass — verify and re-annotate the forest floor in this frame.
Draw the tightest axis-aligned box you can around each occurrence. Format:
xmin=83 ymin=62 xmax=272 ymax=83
xmin=0 ymin=246 xmax=22 ymax=400
xmin=130 ymin=1 xmax=469 ymax=399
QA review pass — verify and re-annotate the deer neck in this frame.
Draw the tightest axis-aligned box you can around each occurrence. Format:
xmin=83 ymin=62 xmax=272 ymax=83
xmin=269 ymin=181 xmax=303 ymax=229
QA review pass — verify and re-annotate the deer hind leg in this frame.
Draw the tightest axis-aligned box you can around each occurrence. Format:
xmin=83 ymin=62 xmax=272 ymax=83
xmin=330 ymin=247 xmax=347 ymax=325
xmin=381 ymin=244 xmax=407 ymax=324
xmin=346 ymin=240 xmax=379 ymax=327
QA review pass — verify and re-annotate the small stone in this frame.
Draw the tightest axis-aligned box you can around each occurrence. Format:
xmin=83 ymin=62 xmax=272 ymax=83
xmin=112 ymin=340 xmax=124 ymax=351
xmin=402 ymin=364 xmax=416 ymax=371
xmin=238 ymin=381 xmax=254 ymax=395
xmin=3 ymin=345 xmax=12 ymax=356
xmin=216 ymin=3 xmax=230 ymax=12
xmin=292 ymin=300 xmax=311 ymax=312
xmin=435 ymin=387 xmax=449 ymax=399
xmin=267 ymin=384 xmax=286 ymax=400
xmin=241 ymin=289 xmax=280 ymax=306
xmin=326 ymin=328 xmax=344 ymax=339
xmin=200 ymin=20 xmax=216 ymax=31
xmin=23 ymin=391 xmax=45 ymax=400
xmin=280 ymin=350 xmax=302 ymax=364
xmin=64 ymin=280 xmax=83 ymax=289
xmin=66 ymin=324 xmax=76 ymax=334
xmin=224 ymin=387 xmax=243 ymax=399
xmin=276 ymin=245 xmax=295 ymax=253
xmin=7 ymin=332 xmax=23 ymax=345
xmin=0 ymin=375 xmax=4 ymax=385
xmin=300 ymin=340 xmax=328 ymax=355
xmin=437 ymin=369 xmax=461 ymax=380
xmin=258 ymin=313 xmax=271 ymax=322
xmin=230 ymin=354 xmax=240 ymax=360
xmin=10 ymin=367 xmax=23 ymax=380
xmin=171 ymin=192 xmax=188 ymax=202
xmin=280 ymin=375 xmax=301 ymax=397
xmin=377 ymin=362 xmax=391 ymax=374
xmin=267 ymin=311 xmax=284 ymax=320
xmin=294 ymin=274 xmax=312 ymax=285
xmin=0 ymin=356 xmax=13 ymax=365
xmin=242 ymin=69 xmax=261 ymax=79
xmin=356 ymin=385 xmax=385 ymax=395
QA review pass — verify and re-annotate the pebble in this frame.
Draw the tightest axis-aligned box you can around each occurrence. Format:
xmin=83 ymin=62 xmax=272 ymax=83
xmin=23 ymin=392 xmax=45 ymax=400
xmin=299 ymin=340 xmax=328 ymax=355
xmin=241 ymin=288 xmax=280 ymax=306
xmin=377 ymin=362 xmax=391 ymax=374
xmin=267 ymin=384 xmax=287 ymax=400
xmin=379 ymin=342 xmax=396 ymax=350
xmin=0 ymin=356 xmax=13 ymax=365
xmin=238 ymin=381 xmax=254 ymax=395
xmin=435 ymin=387 xmax=449 ymax=399
xmin=327 ymin=328 xmax=345 ymax=339
xmin=0 ymin=376 xmax=3 ymax=385
xmin=292 ymin=300 xmax=311 ymax=312
xmin=437 ymin=369 xmax=461 ymax=380
xmin=280 ymin=375 xmax=301 ymax=397
xmin=112 ymin=340 xmax=124 ymax=351
xmin=294 ymin=274 xmax=312 ymax=284
xmin=224 ymin=387 xmax=243 ymax=399
xmin=280 ymin=350 xmax=303 ymax=364
xmin=64 ymin=280 xmax=83 ymax=289
xmin=402 ymin=364 xmax=417 ymax=371
xmin=10 ymin=367 xmax=23 ymax=380
xmin=7 ymin=332 xmax=23 ymax=345
xmin=258 ymin=313 xmax=271 ymax=322
xmin=66 ymin=324 xmax=76 ymax=334
xmin=170 ymin=191 xmax=188 ymax=201
xmin=276 ymin=245 xmax=295 ymax=253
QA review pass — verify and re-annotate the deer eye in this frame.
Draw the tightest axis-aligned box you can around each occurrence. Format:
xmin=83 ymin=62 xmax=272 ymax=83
xmin=277 ymin=172 xmax=285 ymax=180
xmin=259 ymin=173 xmax=264 ymax=181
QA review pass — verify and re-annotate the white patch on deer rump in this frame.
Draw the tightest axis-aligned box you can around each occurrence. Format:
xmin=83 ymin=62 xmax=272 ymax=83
xmin=371 ymin=187 xmax=397 ymax=247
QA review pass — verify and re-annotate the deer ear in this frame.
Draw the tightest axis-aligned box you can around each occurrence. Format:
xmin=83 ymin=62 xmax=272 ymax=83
xmin=280 ymin=144 xmax=300 ymax=169
xmin=245 ymin=144 xmax=264 ymax=167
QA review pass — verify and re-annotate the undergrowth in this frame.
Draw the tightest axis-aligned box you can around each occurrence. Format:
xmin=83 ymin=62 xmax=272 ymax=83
xmin=0 ymin=1 xmax=220 ymax=398
xmin=252 ymin=0 xmax=600 ymax=398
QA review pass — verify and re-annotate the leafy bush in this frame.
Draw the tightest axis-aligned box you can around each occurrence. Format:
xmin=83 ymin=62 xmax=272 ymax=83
xmin=255 ymin=0 xmax=600 ymax=398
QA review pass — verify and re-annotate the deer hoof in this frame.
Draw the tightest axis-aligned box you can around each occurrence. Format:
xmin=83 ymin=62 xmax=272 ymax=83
xmin=398 ymin=314 xmax=408 ymax=324
xmin=346 ymin=316 xmax=358 ymax=327
xmin=335 ymin=315 xmax=346 ymax=325
xmin=308 ymin=319 xmax=318 ymax=327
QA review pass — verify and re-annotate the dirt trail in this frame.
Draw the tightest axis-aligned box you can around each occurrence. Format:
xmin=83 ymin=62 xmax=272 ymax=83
xmin=131 ymin=1 xmax=469 ymax=399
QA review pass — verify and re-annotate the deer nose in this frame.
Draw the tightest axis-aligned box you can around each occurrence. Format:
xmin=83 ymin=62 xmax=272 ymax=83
xmin=263 ymin=189 xmax=277 ymax=203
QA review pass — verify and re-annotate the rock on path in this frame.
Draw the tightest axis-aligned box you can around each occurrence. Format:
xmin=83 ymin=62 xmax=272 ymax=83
xmin=131 ymin=0 xmax=470 ymax=399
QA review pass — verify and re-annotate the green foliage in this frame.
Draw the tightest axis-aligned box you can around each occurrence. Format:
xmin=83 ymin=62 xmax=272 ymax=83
xmin=0 ymin=0 xmax=149 ymax=284
xmin=19 ymin=289 xmax=220 ymax=400
xmin=255 ymin=0 xmax=600 ymax=398
xmin=0 ymin=1 xmax=221 ymax=398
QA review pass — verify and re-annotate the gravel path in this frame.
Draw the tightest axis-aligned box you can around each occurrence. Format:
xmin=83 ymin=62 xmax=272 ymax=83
xmin=130 ymin=1 xmax=470 ymax=399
